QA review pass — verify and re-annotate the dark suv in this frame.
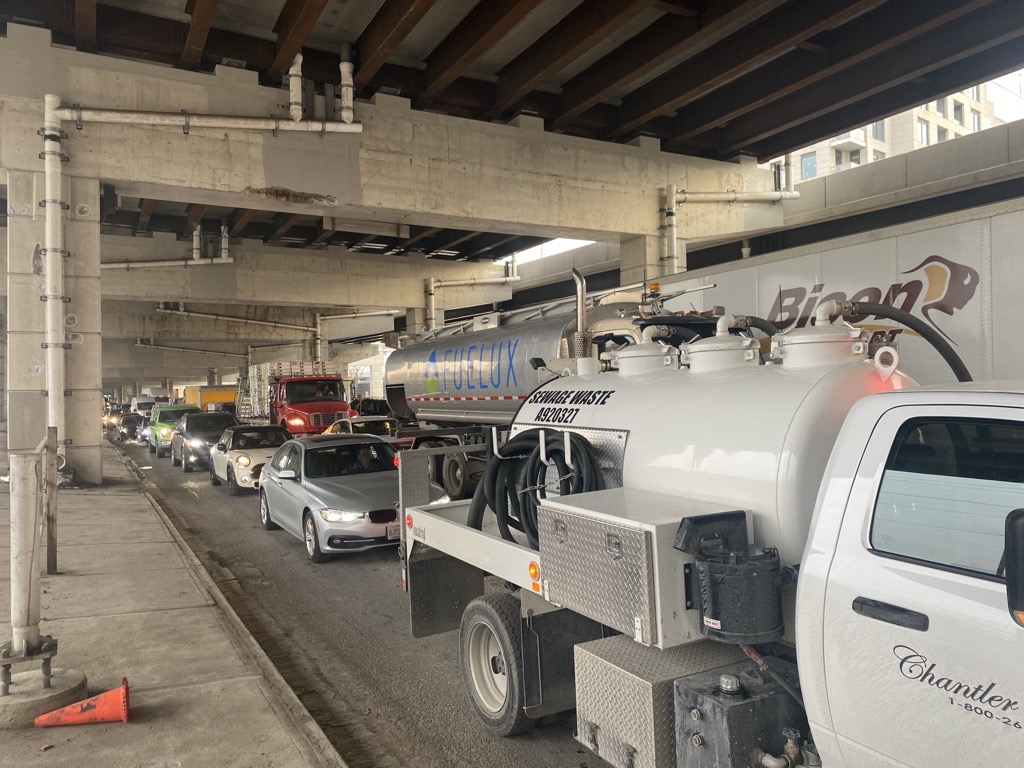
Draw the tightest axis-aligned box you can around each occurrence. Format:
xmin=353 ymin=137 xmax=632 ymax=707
xmin=169 ymin=411 xmax=240 ymax=472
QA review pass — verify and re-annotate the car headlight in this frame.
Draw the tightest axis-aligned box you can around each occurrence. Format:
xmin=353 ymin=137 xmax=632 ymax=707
xmin=287 ymin=417 xmax=305 ymax=427
xmin=190 ymin=438 xmax=204 ymax=449
xmin=235 ymin=454 xmax=251 ymax=468
xmin=319 ymin=508 xmax=365 ymax=523
xmin=159 ymin=427 xmax=172 ymax=438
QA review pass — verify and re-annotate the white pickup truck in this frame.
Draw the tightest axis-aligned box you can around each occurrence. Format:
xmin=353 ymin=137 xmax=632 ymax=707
xmin=399 ymin=310 xmax=1024 ymax=768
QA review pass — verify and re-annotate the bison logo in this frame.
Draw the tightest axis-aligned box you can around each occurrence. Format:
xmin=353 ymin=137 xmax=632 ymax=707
xmin=902 ymin=255 xmax=980 ymax=341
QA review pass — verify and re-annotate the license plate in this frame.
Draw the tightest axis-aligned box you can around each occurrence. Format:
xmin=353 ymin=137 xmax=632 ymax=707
xmin=386 ymin=522 xmax=401 ymax=540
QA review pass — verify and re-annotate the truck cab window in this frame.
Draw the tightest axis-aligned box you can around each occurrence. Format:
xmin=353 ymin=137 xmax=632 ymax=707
xmin=872 ymin=417 xmax=1024 ymax=579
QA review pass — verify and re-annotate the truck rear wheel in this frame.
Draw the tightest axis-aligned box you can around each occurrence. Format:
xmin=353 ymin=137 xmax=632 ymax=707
xmin=459 ymin=593 xmax=532 ymax=737
xmin=443 ymin=453 xmax=482 ymax=500
xmin=420 ymin=440 xmax=444 ymax=485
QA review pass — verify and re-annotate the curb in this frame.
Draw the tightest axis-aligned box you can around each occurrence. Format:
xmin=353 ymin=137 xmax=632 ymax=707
xmin=111 ymin=443 xmax=348 ymax=768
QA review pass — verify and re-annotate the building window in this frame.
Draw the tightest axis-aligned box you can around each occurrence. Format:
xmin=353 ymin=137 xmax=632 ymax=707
xmin=850 ymin=149 xmax=861 ymax=165
xmin=937 ymin=127 xmax=948 ymax=142
xmin=971 ymin=109 xmax=981 ymax=132
xmin=936 ymin=98 xmax=947 ymax=117
xmin=801 ymin=152 xmax=817 ymax=179
xmin=953 ymin=102 xmax=964 ymax=125
xmin=873 ymin=150 xmax=886 ymax=161
xmin=835 ymin=149 xmax=843 ymax=167
xmin=919 ymin=103 xmax=928 ymax=111
xmin=917 ymin=118 xmax=930 ymax=145
xmin=970 ymin=85 xmax=980 ymax=100
xmin=871 ymin=120 xmax=885 ymax=140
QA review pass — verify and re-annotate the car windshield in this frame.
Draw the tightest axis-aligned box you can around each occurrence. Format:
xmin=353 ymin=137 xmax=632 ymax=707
xmin=349 ymin=420 xmax=391 ymax=436
xmin=285 ymin=380 xmax=345 ymax=403
xmin=188 ymin=414 xmax=237 ymax=433
xmin=359 ymin=399 xmax=390 ymax=416
xmin=157 ymin=408 xmax=196 ymax=423
xmin=122 ymin=414 xmax=143 ymax=426
xmin=231 ymin=428 xmax=290 ymax=450
xmin=303 ymin=443 xmax=397 ymax=479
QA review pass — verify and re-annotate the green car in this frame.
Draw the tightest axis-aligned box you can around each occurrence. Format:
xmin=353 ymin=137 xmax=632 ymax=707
xmin=148 ymin=405 xmax=201 ymax=457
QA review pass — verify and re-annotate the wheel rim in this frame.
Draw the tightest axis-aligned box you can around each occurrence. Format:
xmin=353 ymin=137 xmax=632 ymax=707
xmin=304 ymin=517 xmax=316 ymax=557
xmin=467 ymin=620 xmax=508 ymax=713
xmin=260 ymin=494 xmax=269 ymax=523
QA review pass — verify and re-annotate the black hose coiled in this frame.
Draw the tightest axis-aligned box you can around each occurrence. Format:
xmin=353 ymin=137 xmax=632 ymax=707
xmin=467 ymin=428 xmax=605 ymax=550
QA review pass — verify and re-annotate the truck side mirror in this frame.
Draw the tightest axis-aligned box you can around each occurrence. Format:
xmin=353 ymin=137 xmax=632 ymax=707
xmin=1005 ymin=509 xmax=1024 ymax=628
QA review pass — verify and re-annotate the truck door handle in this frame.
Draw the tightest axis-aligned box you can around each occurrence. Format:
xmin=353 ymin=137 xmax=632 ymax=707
xmin=852 ymin=597 xmax=929 ymax=632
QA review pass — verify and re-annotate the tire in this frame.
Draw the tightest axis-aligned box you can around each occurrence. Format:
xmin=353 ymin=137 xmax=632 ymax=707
xmin=443 ymin=453 xmax=482 ymax=500
xmin=260 ymin=491 xmax=279 ymax=531
xmin=459 ymin=593 xmax=532 ymax=737
xmin=210 ymin=463 xmax=221 ymax=486
xmin=303 ymin=513 xmax=328 ymax=563
xmin=182 ymin=447 xmax=194 ymax=473
xmin=148 ymin=441 xmax=156 ymax=455
xmin=227 ymin=467 xmax=240 ymax=496
xmin=170 ymin=446 xmax=181 ymax=466
xmin=420 ymin=440 xmax=445 ymax=485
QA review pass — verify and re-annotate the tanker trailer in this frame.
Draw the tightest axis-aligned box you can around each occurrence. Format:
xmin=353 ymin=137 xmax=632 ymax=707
xmin=385 ymin=267 xmax=721 ymax=497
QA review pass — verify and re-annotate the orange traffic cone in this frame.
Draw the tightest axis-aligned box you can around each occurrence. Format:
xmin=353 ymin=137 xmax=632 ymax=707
xmin=34 ymin=678 xmax=129 ymax=727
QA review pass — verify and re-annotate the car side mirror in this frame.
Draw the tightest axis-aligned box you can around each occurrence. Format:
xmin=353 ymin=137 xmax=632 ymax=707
xmin=172 ymin=429 xmax=182 ymax=435
xmin=278 ymin=469 xmax=298 ymax=480
xmin=216 ymin=443 xmax=226 ymax=451
xmin=1005 ymin=509 xmax=1024 ymax=628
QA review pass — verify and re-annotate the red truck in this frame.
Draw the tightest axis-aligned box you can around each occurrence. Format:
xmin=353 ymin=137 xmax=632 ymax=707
xmin=245 ymin=362 xmax=355 ymax=435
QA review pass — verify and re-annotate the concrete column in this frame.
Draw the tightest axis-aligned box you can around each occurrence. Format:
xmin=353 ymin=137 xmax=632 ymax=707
xmin=6 ymin=170 xmax=103 ymax=482
xmin=206 ymin=368 xmax=218 ymax=385
xmin=0 ymin=296 xmax=6 ymax=428
xmin=619 ymin=234 xmax=662 ymax=285
xmin=6 ymin=170 xmax=50 ymax=454
xmin=64 ymin=177 xmax=103 ymax=484
xmin=405 ymin=308 xmax=428 ymax=335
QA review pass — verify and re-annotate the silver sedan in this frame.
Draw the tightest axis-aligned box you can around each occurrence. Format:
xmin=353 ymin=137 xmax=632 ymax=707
xmin=259 ymin=435 xmax=444 ymax=562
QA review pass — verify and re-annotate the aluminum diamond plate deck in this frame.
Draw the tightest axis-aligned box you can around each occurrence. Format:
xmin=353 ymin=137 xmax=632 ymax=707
xmin=575 ymin=636 xmax=745 ymax=768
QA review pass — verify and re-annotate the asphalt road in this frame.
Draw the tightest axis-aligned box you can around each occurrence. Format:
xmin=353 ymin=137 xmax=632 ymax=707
xmin=114 ymin=436 xmax=592 ymax=768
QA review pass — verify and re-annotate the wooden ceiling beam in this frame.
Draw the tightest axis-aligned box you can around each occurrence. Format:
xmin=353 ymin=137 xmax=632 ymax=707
xmin=133 ymin=198 xmax=157 ymax=236
xmin=354 ymin=0 xmax=439 ymax=89
xmin=419 ymin=0 xmax=543 ymax=105
xmin=487 ymin=0 xmax=657 ymax=119
xmin=268 ymin=0 xmax=331 ymax=79
xmin=267 ymin=212 xmax=305 ymax=242
xmin=74 ymin=0 xmax=97 ymax=52
xmin=613 ymin=0 xmax=880 ymax=137
xmin=720 ymin=0 xmax=1024 ymax=154
xmin=180 ymin=0 xmax=219 ymax=70
xmin=183 ymin=203 xmax=208 ymax=235
xmin=667 ymin=0 xmax=995 ymax=147
xmin=229 ymin=208 xmax=257 ymax=238
xmin=553 ymin=0 xmax=776 ymax=128
xmin=752 ymin=35 xmax=1024 ymax=161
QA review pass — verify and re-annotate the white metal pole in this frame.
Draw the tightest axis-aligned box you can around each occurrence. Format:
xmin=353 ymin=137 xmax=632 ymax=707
xmin=53 ymin=107 xmax=363 ymax=134
xmin=665 ymin=184 xmax=678 ymax=274
xmin=10 ymin=452 xmax=44 ymax=656
xmin=42 ymin=95 xmax=66 ymax=451
xmin=288 ymin=54 xmax=304 ymax=122
xmin=426 ymin=277 xmax=437 ymax=331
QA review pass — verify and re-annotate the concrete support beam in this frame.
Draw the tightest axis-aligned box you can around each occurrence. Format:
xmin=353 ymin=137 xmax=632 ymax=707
xmin=0 ymin=24 xmax=775 ymax=247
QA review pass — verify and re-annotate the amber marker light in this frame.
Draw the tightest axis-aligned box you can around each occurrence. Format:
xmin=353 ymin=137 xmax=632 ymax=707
xmin=529 ymin=561 xmax=540 ymax=581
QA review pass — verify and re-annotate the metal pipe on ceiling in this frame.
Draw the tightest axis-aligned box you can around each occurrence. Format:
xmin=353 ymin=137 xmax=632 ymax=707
xmin=135 ymin=339 xmax=248 ymax=359
xmin=155 ymin=306 xmax=314 ymax=332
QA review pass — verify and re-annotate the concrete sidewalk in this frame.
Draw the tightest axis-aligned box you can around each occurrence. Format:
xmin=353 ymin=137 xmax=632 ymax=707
xmin=0 ymin=441 xmax=345 ymax=767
